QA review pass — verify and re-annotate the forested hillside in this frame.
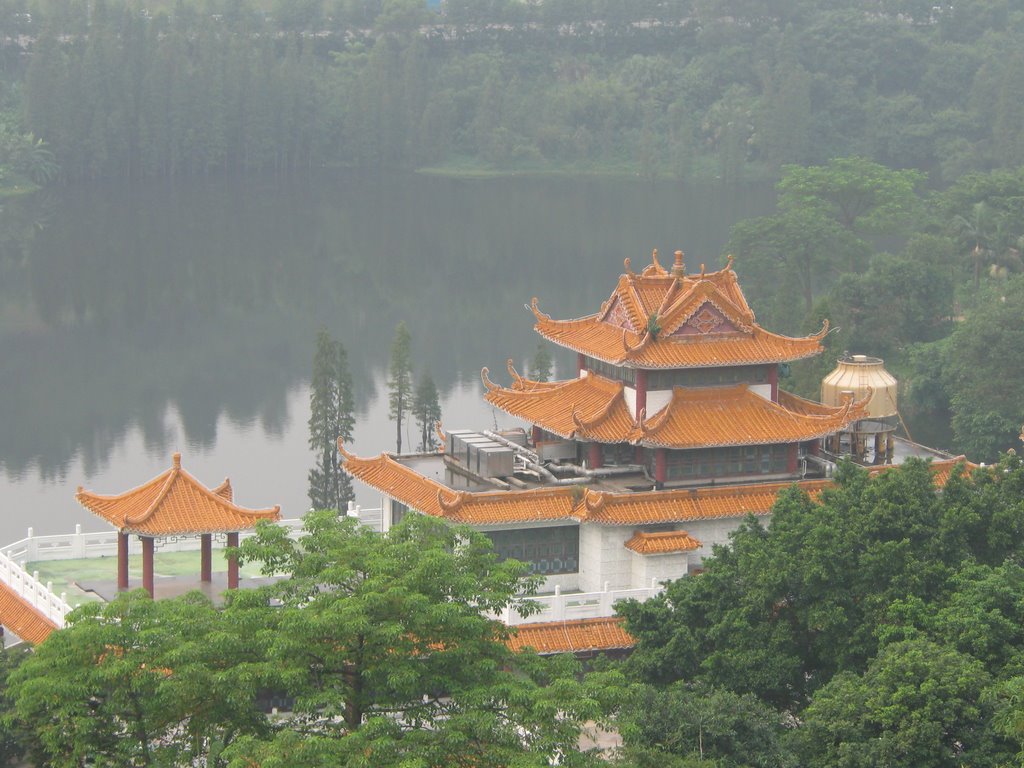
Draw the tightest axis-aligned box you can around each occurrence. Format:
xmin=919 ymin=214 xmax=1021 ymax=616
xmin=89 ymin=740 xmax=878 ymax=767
xmin=1 ymin=0 xmax=1022 ymax=181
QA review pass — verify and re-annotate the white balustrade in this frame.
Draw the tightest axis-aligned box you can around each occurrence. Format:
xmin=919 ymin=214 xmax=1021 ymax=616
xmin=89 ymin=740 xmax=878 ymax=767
xmin=497 ymin=578 xmax=664 ymax=626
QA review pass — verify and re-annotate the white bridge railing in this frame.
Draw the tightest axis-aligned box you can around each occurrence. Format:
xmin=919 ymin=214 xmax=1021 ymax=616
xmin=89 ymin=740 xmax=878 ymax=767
xmin=0 ymin=548 xmax=73 ymax=626
xmin=495 ymin=580 xmax=664 ymax=626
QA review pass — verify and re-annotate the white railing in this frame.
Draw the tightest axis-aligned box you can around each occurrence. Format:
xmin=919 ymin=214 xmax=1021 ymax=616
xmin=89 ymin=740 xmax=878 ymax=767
xmin=0 ymin=548 xmax=73 ymax=626
xmin=496 ymin=579 xmax=664 ymax=626
xmin=0 ymin=504 xmax=382 ymax=565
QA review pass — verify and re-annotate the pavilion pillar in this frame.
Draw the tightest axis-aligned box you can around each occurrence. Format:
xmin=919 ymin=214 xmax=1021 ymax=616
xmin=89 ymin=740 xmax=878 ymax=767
xmin=227 ymin=532 xmax=240 ymax=590
xmin=141 ymin=536 xmax=155 ymax=598
xmin=117 ymin=532 xmax=129 ymax=591
xmin=787 ymin=444 xmax=799 ymax=474
xmin=531 ymin=425 xmax=541 ymax=446
xmin=655 ymin=449 xmax=667 ymax=484
xmin=577 ymin=353 xmax=586 ymax=376
xmin=200 ymin=534 xmax=212 ymax=583
xmin=588 ymin=442 xmax=603 ymax=470
xmin=768 ymin=365 xmax=779 ymax=402
xmin=635 ymin=369 xmax=648 ymax=419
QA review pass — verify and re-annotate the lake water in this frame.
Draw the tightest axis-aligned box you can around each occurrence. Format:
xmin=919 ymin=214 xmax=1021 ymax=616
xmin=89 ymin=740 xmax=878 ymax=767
xmin=0 ymin=172 xmax=776 ymax=544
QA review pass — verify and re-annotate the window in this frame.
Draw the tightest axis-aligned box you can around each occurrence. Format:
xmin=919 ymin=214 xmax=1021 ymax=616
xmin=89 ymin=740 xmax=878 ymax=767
xmin=391 ymin=500 xmax=408 ymax=527
xmin=665 ymin=444 xmax=792 ymax=480
xmin=583 ymin=357 xmax=636 ymax=386
xmin=649 ymin=365 xmax=771 ymax=390
xmin=486 ymin=526 xmax=580 ymax=575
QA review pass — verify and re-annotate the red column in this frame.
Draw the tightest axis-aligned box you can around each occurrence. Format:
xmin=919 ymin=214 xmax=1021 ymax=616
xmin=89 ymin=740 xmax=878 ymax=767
xmin=768 ymin=365 xmax=778 ymax=402
xmin=227 ymin=532 xmax=240 ymax=590
xmin=655 ymin=449 xmax=667 ymax=484
xmin=577 ymin=353 xmax=586 ymax=375
xmin=200 ymin=533 xmax=212 ymax=582
xmin=588 ymin=442 xmax=603 ymax=469
xmin=531 ymin=425 xmax=541 ymax=446
xmin=117 ymin=531 xmax=129 ymax=591
xmin=635 ymin=369 xmax=648 ymax=419
xmin=142 ymin=536 xmax=155 ymax=598
xmin=787 ymin=444 xmax=799 ymax=474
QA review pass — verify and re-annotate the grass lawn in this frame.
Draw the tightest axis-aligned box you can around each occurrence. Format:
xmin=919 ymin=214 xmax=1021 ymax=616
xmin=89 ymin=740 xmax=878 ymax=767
xmin=27 ymin=550 xmax=271 ymax=607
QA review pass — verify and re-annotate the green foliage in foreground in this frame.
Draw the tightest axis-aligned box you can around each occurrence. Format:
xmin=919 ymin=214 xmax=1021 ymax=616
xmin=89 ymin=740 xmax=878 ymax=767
xmin=616 ymin=457 xmax=1024 ymax=767
xmin=5 ymin=514 xmax=620 ymax=767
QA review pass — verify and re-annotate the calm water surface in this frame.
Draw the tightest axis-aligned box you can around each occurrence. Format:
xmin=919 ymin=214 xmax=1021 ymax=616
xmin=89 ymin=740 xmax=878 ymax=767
xmin=0 ymin=172 xmax=775 ymax=543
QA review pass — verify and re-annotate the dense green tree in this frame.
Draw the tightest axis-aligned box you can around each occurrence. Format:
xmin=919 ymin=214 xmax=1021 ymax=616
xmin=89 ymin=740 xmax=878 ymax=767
xmin=225 ymin=511 xmax=610 ymax=766
xmin=307 ymin=328 xmax=355 ymax=511
xmin=9 ymin=591 xmax=269 ymax=768
xmin=411 ymin=371 xmax=442 ymax=452
xmin=776 ymin=157 xmax=924 ymax=240
xmin=794 ymin=639 xmax=1003 ymax=768
xmin=387 ymin=320 xmax=413 ymax=453
xmin=944 ymin=277 xmax=1024 ymax=459
xmin=619 ymin=682 xmax=791 ymax=767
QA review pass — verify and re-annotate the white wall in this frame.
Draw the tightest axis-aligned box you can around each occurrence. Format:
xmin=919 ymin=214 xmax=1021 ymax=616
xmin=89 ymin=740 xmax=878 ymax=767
xmin=631 ymin=550 xmax=689 ymax=585
xmin=684 ymin=514 xmax=772 ymax=566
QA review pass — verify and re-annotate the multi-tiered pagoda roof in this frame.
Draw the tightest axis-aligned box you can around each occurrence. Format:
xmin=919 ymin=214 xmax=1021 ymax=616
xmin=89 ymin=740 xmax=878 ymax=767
xmin=531 ymin=250 xmax=826 ymax=368
xmin=342 ymin=249 xmax=963 ymax=529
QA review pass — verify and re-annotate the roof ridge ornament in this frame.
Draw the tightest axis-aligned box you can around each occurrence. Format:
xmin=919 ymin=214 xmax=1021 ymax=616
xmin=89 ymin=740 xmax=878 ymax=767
xmin=651 ymin=248 xmax=663 ymax=272
xmin=506 ymin=358 xmax=524 ymax=387
xmin=623 ymin=327 xmax=653 ymax=356
xmin=529 ymin=297 xmax=551 ymax=322
xmin=434 ymin=421 xmax=446 ymax=452
xmin=624 ymin=257 xmax=635 ymax=277
xmin=671 ymin=250 xmax=686 ymax=277
xmin=481 ymin=367 xmax=498 ymax=392
xmin=437 ymin=488 xmax=467 ymax=512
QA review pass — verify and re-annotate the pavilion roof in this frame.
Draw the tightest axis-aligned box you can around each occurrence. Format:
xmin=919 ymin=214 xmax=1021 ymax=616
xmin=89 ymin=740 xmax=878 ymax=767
xmin=506 ymin=617 xmax=634 ymax=655
xmin=483 ymin=365 xmax=869 ymax=449
xmin=76 ymin=453 xmax=280 ymax=536
xmin=531 ymin=251 xmax=826 ymax=369
xmin=624 ymin=530 xmax=703 ymax=554
xmin=0 ymin=583 xmax=58 ymax=645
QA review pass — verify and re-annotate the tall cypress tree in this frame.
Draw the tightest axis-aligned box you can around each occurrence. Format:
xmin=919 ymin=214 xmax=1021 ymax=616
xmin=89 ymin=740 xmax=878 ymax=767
xmin=387 ymin=321 xmax=413 ymax=454
xmin=412 ymin=372 xmax=442 ymax=452
xmin=307 ymin=329 xmax=355 ymax=511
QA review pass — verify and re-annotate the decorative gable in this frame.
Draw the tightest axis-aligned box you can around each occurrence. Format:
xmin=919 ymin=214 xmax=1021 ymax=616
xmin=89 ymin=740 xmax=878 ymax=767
xmin=669 ymin=302 xmax=737 ymax=337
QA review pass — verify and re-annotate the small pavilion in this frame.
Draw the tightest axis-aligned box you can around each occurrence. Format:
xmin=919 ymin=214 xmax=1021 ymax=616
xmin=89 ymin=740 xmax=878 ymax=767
xmin=76 ymin=453 xmax=281 ymax=597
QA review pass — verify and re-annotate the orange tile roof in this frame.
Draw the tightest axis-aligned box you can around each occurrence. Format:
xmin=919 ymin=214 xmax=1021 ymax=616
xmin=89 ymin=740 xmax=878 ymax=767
xmin=343 ymin=451 xmax=967 ymax=528
xmin=483 ymin=365 xmax=634 ymax=443
xmin=531 ymin=255 xmax=826 ymax=368
xmin=0 ymin=583 xmax=58 ymax=645
xmin=340 ymin=444 xmax=577 ymax=524
xmin=624 ymin=530 xmax=702 ymax=554
xmin=484 ymin=364 xmax=867 ymax=450
xmin=581 ymin=481 xmax=831 ymax=525
xmin=76 ymin=453 xmax=280 ymax=536
xmin=633 ymin=384 xmax=870 ymax=449
xmin=506 ymin=617 xmax=634 ymax=654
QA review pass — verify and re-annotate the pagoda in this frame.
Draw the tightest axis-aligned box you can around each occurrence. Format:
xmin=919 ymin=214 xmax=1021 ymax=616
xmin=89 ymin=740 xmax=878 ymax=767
xmin=76 ymin=453 xmax=281 ymax=597
xmin=342 ymin=250 xmax=962 ymax=628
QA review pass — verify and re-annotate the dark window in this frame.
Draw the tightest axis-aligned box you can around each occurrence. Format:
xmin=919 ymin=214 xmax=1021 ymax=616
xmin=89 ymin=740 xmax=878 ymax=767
xmin=647 ymin=365 xmax=771 ymax=390
xmin=391 ymin=500 xmax=408 ymax=526
xmin=665 ymin=444 xmax=792 ymax=480
xmin=486 ymin=526 xmax=580 ymax=575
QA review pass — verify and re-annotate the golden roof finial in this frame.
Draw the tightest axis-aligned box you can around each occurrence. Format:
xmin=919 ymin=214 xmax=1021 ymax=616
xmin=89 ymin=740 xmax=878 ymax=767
xmin=651 ymin=248 xmax=662 ymax=271
xmin=671 ymin=250 xmax=685 ymax=277
xmin=172 ymin=452 xmax=181 ymax=470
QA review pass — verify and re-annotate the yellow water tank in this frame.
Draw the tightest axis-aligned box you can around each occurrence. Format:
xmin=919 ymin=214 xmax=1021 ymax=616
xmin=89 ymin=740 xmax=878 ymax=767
xmin=821 ymin=354 xmax=898 ymax=420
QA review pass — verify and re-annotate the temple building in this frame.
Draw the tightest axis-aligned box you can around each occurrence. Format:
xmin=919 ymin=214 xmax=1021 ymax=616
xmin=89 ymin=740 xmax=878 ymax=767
xmin=342 ymin=250 xmax=961 ymax=626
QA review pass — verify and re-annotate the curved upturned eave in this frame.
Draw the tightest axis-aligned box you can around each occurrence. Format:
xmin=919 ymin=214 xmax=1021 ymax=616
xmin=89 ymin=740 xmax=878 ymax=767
xmin=483 ymin=373 xmax=634 ymax=444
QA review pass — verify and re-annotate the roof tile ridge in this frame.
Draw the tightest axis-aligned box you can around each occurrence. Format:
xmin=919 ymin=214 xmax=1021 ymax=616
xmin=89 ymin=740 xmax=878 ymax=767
xmin=618 ymin=271 xmax=650 ymax=332
xmin=659 ymin=281 xmax=755 ymax=336
xmin=136 ymin=463 xmax=280 ymax=524
xmin=753 ymin=318 xmax=830 ymax=344
xmin=470 ymin=485 xmax=576 ymax=503
xmin=124 ymin=461 xmax=181 ymax=526
xmin=75 ymin=470 xmax=171 ymax=505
